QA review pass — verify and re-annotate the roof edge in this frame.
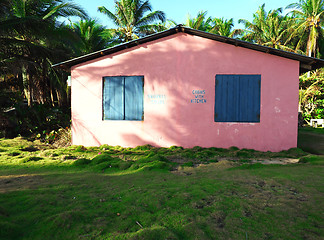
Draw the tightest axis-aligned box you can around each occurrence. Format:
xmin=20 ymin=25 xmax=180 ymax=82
xmin=53 ymin=25 xmax=324 ymax=74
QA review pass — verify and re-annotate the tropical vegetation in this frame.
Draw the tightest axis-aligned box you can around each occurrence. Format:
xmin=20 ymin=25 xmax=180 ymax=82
xmin=239 ymin=5 xmax=297 ymax=52
xmin=0 ymin=0 xmax=88 ymax=107
xmin=287 ymin=0 xmax=324 ymax=58
xmin=71 ymin=18 xmax=112 ymax=55
xmin=299 ymin=69 xmax=324 ymax=122
xmin=185 ymin=11 xmax=241 ymax=37
xmin=98 ymin=0 xmax=166 ymax=43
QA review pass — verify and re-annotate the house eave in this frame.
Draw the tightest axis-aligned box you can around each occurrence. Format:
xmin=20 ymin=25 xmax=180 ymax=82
xmin=52 ymin=25 xmax=324 ymax=74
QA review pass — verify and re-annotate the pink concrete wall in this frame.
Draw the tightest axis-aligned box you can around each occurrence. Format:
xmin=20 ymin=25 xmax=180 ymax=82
xmin=71 ymin=33 xmax=299 ymax=152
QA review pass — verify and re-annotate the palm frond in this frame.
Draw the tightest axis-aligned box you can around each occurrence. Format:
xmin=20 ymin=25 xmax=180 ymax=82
xmin=43 ymin=2 xmax=88 ymax=20
xmin=134 ymin=0 xmax=152 ymax=23
xmin=98 ymin=6 xmax=121 ymax=27
xmin=136 ymin=10 xmax=165 ymax=27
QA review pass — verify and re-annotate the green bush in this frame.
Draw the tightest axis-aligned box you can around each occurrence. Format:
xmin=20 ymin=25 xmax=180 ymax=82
xmin=299 ymin=69 xmax=324 ymax=123
xmin=13 ymin=104 xmax=70 ymax=138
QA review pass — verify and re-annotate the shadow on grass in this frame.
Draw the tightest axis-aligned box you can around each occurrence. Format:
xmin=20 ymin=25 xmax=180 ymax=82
xmin=298 ymin=127 xmax=324 ymax=155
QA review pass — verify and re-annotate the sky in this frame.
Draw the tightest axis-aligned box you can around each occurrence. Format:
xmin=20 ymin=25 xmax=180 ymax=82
xmin=72 ymin=0 xmax=296 ymax=28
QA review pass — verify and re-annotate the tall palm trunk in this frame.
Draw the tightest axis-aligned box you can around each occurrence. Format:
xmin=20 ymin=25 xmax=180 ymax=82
xmin=306 ymin=33 xmax=313 ymax=77
xmin=22 ymin=65 xmax=33 ymax=106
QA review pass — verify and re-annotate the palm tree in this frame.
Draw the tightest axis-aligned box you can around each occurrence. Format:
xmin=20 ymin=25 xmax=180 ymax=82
xmin=184 ymin=12 xmax=241 ymax=38
xmin=209 ymin=17 xmax=242 ymax=38
xmin=0 ymin=0 xmax=87 ymax=106
xmin=239 ymin=4 xmax=272 ymax=44
xmin=287 ymin=0 xmax=324 ymax=57
xmin=98 ymin=0 xmax=166 ymax=43
xmin=185 ymin=11 xmax=212 ymax=32
xmin=239 ymin=4 xmax=296 ymax=52
xmin=72 ymin=19 xmax=110 ymax=54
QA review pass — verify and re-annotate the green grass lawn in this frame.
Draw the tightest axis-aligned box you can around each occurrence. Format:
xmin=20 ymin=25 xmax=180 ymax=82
xmin=0 ymin=130 xmax=324 ymax=240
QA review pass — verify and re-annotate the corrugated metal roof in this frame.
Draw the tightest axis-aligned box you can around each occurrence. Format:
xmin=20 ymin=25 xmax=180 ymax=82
xmin=53 ymin=25 xmax=324 ymax=74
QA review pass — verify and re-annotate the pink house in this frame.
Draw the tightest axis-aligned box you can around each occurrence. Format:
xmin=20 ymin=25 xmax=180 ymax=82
xmin=54 ymin=25 xmax=324 ymax=152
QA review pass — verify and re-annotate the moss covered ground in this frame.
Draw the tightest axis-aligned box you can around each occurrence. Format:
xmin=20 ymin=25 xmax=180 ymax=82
xmin=0 ymin=128 xmax=323 ymax=239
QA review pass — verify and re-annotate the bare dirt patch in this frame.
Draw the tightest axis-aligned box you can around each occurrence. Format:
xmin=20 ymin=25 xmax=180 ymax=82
xmin=172 ymin=158 xmax=300 ymax=175
xmin=216 ymin=157 xmax=300 ymax=165
xmin=252 ymin=158 xmax=300 ymax=165
xmin=173 ymin=160 xmax=235 ymax=175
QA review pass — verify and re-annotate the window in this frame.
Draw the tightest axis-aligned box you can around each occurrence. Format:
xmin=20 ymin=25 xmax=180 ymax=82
xmin=103 ymin=76 xmax=144 ymax=120
xmin=214 ymin=74 xmax=261 ymax=122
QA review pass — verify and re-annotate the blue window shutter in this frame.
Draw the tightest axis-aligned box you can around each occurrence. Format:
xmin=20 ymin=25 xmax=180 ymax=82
xmin=240 ymin=75 xmax=261 ymax=122
xmin=103 ymin=77 xmax=124 ymax=120
xmin=215 ymin=75 xmax=239 ymax=122
xmin=215 ymin=75 xmax=260 ymax=122
xmin=215 ymin=75 xmax=224 ymax=122
xmin=125 ymin=76 xmax=144 ymax=120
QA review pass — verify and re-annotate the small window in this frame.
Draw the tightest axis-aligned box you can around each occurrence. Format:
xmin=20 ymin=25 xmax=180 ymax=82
xmin=103 ymin=76 xmax=144 ymax=120
xmin=214 ymin=74 xmax=261 ymax=122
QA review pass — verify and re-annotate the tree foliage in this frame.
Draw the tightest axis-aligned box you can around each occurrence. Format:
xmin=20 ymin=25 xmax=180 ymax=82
xmin=0 ymin=0 xmax=88 ymax=107
xmin=287 ymin=0 xmax=324 ymax=57
xmin=184 ymin=11 xmax=241 ymax=37
xmin=239 ymin=5 xmax=297 ymax=52
xmin=98 ymin=0 xmax=166 ymax=43
xmin=299 ymin=69 xmax=324 ymax=122
xmin=72 ymin=19 xmax=112 ymax=54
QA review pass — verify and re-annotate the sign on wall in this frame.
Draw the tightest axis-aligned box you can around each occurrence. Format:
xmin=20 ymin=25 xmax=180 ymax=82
xmin=147 ymin=94 xmax=166 ymax=104
xmin=191 ymin=90 xmax=206 ymax=103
